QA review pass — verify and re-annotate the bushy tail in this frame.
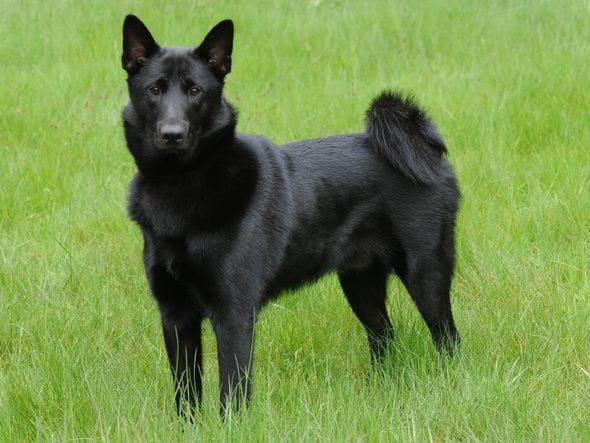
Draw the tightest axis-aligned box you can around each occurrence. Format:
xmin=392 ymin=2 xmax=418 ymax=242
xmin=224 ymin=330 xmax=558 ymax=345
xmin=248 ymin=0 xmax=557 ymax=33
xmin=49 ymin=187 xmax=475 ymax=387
xmin=366 ymin=90 xmax=447 ymax=185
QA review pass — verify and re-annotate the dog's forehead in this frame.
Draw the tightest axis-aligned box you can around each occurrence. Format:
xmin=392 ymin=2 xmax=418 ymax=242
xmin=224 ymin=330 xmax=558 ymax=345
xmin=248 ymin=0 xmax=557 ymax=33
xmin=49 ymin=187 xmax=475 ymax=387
xmin=154 ymin=47 xmax=210 ymax=80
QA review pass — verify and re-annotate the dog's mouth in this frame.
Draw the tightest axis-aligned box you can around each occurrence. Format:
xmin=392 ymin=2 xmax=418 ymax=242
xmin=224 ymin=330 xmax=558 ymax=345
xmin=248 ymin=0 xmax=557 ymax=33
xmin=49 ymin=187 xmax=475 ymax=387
xmin=157 ymin=145 xmax=193 ymax=160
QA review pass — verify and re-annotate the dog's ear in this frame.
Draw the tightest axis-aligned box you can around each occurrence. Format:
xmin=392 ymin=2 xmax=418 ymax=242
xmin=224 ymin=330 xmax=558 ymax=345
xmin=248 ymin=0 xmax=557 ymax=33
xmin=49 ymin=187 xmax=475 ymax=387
xmin=195 ymin=20 xmax=234 ymax=79
xmin=122 ymin=15 xmax=160 ymax=74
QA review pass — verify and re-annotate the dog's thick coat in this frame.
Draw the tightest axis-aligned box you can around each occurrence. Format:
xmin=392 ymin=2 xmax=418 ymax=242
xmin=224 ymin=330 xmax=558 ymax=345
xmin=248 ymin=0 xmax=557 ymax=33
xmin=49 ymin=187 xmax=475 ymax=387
xmin=121 ymin=15 xmax=460 ymax=415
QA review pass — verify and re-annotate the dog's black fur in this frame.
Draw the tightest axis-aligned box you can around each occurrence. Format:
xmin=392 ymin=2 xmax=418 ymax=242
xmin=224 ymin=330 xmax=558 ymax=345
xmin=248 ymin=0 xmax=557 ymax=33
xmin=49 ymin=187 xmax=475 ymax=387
xmin=121 ymin=15 xmax=460 ymax=416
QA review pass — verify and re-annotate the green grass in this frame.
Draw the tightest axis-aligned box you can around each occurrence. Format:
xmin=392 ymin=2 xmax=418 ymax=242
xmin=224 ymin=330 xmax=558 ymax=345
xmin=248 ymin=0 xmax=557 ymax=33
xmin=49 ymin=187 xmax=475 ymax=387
xmin=1 ymin=0 xmax=589 ymax=440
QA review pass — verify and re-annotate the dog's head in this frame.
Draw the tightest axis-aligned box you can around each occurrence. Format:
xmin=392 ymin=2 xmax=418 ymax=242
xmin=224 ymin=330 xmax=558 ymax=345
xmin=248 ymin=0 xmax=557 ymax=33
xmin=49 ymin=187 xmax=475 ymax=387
xmin=122 ymin=15 xmax=234 ymax=172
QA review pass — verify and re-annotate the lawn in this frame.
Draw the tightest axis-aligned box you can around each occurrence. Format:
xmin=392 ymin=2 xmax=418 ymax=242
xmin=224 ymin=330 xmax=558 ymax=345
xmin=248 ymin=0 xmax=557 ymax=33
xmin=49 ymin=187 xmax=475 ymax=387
xmin=1 ymin=0 xmax=589 ymax=440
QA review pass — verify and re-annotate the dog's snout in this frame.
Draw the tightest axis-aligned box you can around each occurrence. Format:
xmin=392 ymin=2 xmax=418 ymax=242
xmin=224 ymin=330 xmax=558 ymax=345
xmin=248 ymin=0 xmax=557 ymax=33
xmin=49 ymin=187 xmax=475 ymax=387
xmin=158 ymin=122 xmax=187 ymax=146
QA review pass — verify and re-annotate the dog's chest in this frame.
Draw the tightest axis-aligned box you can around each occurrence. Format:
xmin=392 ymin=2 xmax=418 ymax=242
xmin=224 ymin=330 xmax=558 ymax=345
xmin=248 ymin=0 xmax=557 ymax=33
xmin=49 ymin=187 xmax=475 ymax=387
xmin=129 ymin=178 xmax=198 ymax=238
xmin=153 ymin=235 xmax=193 ymax=281
xmin=148 ymin=231 xmax=224 ymax=313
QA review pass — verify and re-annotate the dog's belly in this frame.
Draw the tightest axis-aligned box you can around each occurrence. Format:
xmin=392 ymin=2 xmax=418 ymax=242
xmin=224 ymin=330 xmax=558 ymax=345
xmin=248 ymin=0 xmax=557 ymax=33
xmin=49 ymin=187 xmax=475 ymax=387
xmin=264 ymin=205 xmax=394 ymax=298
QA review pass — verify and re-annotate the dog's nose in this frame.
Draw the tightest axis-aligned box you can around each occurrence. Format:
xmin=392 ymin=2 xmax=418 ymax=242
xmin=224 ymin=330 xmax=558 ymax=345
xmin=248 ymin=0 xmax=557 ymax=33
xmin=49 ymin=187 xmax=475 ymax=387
xmin=159 ymin=123 xmax=187 ymax=146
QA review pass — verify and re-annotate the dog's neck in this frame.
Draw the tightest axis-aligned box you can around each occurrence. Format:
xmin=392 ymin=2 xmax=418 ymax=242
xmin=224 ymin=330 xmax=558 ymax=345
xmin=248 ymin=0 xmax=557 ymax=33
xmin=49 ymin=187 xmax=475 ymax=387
xmin=196 ymin=97 xmax=237 ymax=154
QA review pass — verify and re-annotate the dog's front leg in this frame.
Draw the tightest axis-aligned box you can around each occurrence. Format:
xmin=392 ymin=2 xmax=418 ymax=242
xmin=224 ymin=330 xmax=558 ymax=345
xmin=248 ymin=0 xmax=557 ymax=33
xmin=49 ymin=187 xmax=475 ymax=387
xmin=161 ymin=312 xmax=203 ymax=418
xmin=211 ymin=307 xmax=255 ymax=416
xmin=146 ymin=260 xmax=204 ymax=418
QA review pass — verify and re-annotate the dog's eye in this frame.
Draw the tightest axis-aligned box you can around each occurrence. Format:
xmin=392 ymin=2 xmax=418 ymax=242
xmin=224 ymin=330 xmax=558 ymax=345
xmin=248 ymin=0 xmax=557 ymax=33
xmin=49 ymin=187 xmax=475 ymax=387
xmin=148 ymin=85 xmax=161 ymax=95
xmin=188 ymin=86 xmax=201 ymax=96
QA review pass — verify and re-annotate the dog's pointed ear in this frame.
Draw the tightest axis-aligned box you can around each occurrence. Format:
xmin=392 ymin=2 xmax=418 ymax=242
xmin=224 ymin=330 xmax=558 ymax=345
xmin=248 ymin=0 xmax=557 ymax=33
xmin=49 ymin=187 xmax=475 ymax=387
xmin=195 ymin=20 xmax=234 ymax=79
xmin=122 ymin=15 xmax=160 ymax=74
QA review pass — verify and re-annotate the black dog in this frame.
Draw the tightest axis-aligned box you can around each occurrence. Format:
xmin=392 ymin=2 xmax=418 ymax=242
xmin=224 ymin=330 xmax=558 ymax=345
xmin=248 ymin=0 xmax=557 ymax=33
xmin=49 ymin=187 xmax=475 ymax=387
xmin=121 ymin=15 xmax=460 ymax=416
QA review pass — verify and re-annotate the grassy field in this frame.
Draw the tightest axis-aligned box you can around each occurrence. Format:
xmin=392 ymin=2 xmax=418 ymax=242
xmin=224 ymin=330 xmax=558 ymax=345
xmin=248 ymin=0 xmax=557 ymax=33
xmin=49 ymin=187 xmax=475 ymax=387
xmin=1 ymin=0 xmax=589 ymax=440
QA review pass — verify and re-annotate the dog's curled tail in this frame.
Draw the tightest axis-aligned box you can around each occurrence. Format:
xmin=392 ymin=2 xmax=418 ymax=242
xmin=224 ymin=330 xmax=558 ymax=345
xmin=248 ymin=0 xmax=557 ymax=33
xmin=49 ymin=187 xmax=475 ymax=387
xmin=366 ymin=90 xmax=447 ymax=185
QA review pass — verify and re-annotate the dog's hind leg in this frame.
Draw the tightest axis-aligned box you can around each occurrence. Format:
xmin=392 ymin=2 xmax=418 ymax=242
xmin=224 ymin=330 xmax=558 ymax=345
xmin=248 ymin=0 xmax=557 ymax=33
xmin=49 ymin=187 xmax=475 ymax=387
xmin=338 ymin=265 xmax=394 ymax=362
xmin=402 ymin=245 xmax=460 ymax=355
